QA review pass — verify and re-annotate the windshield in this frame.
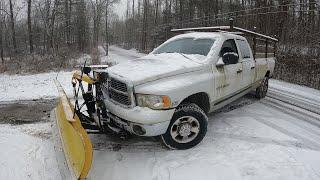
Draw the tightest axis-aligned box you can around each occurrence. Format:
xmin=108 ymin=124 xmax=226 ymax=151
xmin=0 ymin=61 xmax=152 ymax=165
xmin=154 ymin=38 xmax=215 ymax=56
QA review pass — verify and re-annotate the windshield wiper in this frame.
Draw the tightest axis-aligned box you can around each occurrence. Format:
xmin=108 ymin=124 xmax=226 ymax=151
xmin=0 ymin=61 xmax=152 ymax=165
xmin=156 ymin=52 xmax=201 ymax=63
xmin=178 ymin=53 xmax=200 ymax=63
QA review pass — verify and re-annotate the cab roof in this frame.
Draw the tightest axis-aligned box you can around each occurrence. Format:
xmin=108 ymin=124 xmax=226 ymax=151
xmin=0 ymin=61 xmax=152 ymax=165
xmin=170 ymin=32 xmax=245 ymax=41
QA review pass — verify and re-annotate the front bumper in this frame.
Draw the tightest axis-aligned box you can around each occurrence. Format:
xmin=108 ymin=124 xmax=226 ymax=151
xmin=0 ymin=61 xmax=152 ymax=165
xmin=105 ymin=99 xmax=175 ymax=136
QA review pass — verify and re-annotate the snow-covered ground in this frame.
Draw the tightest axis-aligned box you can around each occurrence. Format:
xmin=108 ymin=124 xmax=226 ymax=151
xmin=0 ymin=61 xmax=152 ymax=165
xmin=1 ymin=46 xmax=320 ymax=180
xmin=0 ymin=45 xmax=144 ymax=102
xmin=0 ymin=124 xmax=60 ymax=180
xmin=0 ymin=72 xmax=73 ymax=102
xmin=89 ymin=102 xmax=320 ymax=180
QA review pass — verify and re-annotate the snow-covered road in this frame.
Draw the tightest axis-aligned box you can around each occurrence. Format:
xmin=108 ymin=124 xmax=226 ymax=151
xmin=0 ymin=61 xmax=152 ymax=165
xmin=87 ymin=92 xmax=320 ymax=180
xmin=0 ymin=47 xmax=320 ymax=180
xmin=98 ymin=109 xmax=319 ymax=180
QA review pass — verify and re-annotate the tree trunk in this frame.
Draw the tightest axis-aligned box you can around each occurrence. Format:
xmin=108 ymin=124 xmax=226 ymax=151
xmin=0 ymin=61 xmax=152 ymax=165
xmin=77 ymin=0 xmax=86 ymax=51
xmin=27 ymin=0 xmax=33 ymax=53
xmin=50 ymin=0 xmax=58 ymax=50
xmin=215 ymin=0 xmax=219 ymax=14
xmin=154 ymin=0 xmax=159 ymax=24
xmin=132 ymin=0 xmax=135 ymax=18
xmin=141 ymin=0 xmax=148 ymax=51
xmin=0 ymin=1 xmax=4 ymax=63
xmin=65 ymin=0 xmax=68 ymax=45
xmin=105 ymin=1 xmax=109 ymax=56
xmin=138 ymin=0 xmax=141 ymax=18
xmin=9 ymin=0 xmax=17 ymax=53
xmin=0 ymin=17 xmax=3 ymax=64
xmin=126 ymin=0 xmax=129 ymax=18
xmin=69 ymin=0 xmax=72 ymax=44
xmin=179 ymin=0 xmax=183 ymax=26
xmin=309 ymin=0 xmax=316 ymax=31
xmin=95 ymin=0 xmax=101 ymax=47
xmin=163 ymin=0 xmax=168 ymax=23
xmin=65 ymin=0 xmax=71 ymax=46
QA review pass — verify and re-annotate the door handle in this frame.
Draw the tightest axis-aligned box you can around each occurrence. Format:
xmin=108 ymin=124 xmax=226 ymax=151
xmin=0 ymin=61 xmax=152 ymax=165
xmin=251 ymin=66 xmax=255 ymax=69
xmin=237 ymin=69 xmax=243 ymax=74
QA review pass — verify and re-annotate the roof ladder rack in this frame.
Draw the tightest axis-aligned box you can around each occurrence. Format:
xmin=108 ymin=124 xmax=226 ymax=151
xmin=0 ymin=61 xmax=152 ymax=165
xmin=171 ymin=18 xmax=278 ymax=42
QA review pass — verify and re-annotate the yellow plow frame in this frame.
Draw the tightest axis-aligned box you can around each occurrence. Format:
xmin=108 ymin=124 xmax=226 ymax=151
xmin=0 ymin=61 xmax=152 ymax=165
xmin=53 ymin=80 xmax=93 ymax=180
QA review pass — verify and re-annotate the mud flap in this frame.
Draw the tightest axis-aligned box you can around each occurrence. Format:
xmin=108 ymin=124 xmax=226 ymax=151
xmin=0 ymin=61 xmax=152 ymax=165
xmin=53 ymin=80 xmax=93 ymax=180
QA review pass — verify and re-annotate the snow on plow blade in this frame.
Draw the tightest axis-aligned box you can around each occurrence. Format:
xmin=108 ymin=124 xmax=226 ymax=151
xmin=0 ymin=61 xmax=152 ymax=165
xmin=52 ymin=80 xmax=93 ymax=180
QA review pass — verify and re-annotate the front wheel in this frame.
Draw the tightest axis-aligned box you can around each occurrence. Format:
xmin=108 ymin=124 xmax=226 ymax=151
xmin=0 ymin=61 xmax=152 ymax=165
xmin=161 ymin=103 xmax=208 ymax=150
xmin=256 ymin=77 xmax=269 ymax=99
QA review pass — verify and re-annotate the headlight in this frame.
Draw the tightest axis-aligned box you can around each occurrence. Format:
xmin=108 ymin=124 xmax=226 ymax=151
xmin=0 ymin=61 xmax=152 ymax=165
xmin=136 ymin=94 xmax=172 ymax=110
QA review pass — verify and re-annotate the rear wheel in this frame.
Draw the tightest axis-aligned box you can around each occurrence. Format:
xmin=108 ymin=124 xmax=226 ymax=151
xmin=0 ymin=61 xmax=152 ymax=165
xmin=256 ymin=77 xmax=269 ymax=99
xmin=161 ymin=103 xmax=208 ymax=150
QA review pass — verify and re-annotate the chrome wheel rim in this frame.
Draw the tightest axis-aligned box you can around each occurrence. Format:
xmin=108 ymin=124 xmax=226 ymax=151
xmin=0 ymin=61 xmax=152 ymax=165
xmin=170 ymin=116 xmax=200 ymax=144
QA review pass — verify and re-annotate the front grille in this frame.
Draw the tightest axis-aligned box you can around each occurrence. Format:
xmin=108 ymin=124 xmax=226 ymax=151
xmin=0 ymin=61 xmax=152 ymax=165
xmin=110 ymin=78 xmax=127 ymax=92
xmin=108 ymin=78 xmax=131 ymax=106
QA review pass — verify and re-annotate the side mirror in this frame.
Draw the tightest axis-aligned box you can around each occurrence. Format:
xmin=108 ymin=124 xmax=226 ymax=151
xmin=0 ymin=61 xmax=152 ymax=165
xmin=216 ymin=57 xmax=225 ymax=67
xmin=83 ymin=66 xmax=92 ymax=74
xmin=222 ymin=52 xmax=239 ymax=65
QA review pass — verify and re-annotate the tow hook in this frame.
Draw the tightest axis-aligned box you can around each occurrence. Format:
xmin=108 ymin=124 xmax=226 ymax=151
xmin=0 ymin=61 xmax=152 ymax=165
xmin=106 ymin=123 xmax=130 ymax=139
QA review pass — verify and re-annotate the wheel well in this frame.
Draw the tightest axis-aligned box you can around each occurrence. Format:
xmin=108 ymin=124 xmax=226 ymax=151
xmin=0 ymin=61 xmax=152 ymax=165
xmin=179 ymin=92 xmax=210 ymax=114
xmin=265 ymin=71 xmax=271 ymax=78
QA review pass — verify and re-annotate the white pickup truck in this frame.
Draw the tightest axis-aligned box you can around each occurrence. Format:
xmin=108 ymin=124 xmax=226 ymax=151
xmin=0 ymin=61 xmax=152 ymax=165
xmin=92 ymin=27 xmax=277 ymax=150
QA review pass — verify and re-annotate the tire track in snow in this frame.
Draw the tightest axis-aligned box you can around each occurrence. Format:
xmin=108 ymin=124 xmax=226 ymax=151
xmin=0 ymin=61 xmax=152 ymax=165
xmin=262 ymin=98 xmax=320 ymax=135
xmin=252 ymin=115 xmax=320 ymax=151
xmin=214 ymin=132 xmax=310 ymax=150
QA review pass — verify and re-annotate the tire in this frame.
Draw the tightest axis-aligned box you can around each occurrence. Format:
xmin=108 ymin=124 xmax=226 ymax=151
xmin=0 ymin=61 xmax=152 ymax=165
xmin=256 ymin=77 xmax=269 ymax=99
xmin=161 ymin=103 xmax=208 ymax=150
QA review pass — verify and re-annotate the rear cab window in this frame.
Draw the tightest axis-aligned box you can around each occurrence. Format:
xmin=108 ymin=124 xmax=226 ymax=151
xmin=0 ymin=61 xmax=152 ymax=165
xmin=236 ymin=39 xmax=252 ymax=59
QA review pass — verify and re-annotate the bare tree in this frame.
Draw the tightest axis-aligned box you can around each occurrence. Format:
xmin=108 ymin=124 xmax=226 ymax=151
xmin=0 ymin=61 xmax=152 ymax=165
xmin=91 ymin=0 xmax=104 ymax=47
xmin=9 ymin=0 xmax=17 ymax=53
xmin=154 ymin=0 xmax=159 ymax=24
xmin=141 ymin=0 xmax=148 ymax=51
xmin=27 ymin=0 xmax=33 ymax=53
xmin=105 ymin=0 xmax=119 ymax=55
xmin=0 ymin=1 xmax=4 ymax=63
xmin=76 ymin=0 xmax=87 ymax=51
xmin=179 ymin=0 xmax=183 ymax=26
xmin=132 ymin=0 xmax=135 ymax=18
xmin=0 ymin=0 xmax=319 ymax=89
xmin=50 ymin=0 xmax=59 ymax=50
xmin=138 ymin=0 xmax=141 ymax=18
xmin=64 ymin=0 xmax=71 ymax=46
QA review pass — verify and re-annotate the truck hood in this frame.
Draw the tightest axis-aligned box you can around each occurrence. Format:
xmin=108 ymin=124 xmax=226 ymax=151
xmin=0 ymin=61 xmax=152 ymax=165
xmin=107 ymin=53 xmax=206 ymax=85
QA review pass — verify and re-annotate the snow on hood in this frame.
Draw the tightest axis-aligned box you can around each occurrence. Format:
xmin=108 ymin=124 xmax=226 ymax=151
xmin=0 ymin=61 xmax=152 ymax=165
xmin=107 ymin=53 xmax=206 ymax=85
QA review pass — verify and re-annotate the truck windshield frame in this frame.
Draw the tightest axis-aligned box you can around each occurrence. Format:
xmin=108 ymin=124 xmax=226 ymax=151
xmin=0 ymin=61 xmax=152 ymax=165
xmin=154 ymin=38 xmax=215 ymax=56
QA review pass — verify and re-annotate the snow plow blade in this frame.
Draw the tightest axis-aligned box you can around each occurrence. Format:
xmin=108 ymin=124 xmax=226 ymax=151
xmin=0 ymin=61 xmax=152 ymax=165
xmin=53 ymin=80 xmax=93 ymax=180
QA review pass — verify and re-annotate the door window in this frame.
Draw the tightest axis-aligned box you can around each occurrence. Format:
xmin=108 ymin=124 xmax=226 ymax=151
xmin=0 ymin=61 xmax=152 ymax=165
xmin=220 ymin=39 xmax=239 ymax=65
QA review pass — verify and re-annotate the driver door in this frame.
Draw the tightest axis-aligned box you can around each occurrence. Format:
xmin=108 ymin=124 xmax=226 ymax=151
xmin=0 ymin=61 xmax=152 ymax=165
xmin=214 ymin=39 xmax=243 ymax=101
